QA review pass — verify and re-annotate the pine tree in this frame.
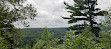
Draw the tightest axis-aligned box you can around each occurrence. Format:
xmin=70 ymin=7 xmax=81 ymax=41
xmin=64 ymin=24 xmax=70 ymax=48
xmin=63 ymin=0 xmax=107 ymax=37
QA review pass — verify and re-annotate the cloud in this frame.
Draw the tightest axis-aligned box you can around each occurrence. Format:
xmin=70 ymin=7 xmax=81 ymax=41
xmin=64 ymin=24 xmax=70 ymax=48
xmin=97 ymin=0 xmax=111 ymax=10
xmin=14 ymin=0 xmax=111 ymax=28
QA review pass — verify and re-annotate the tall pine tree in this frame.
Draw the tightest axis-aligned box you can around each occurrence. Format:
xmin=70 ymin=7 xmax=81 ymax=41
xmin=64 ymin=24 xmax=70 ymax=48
xmin=63 ymin=0 xmax=107 ymax=37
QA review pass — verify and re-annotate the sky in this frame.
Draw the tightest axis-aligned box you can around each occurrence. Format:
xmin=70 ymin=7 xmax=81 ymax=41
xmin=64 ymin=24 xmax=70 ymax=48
xmin=14 ymin=0 xmax=111 ymax=28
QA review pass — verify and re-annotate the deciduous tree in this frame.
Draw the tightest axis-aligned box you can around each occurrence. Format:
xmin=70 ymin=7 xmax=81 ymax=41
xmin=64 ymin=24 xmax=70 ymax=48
xmin=0 ymin=0 xmax=37 ymax=49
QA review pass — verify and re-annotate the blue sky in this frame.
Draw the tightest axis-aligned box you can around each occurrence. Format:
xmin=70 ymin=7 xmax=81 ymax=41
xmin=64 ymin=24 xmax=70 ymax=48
xmin=14 ymin=0 xmax=111 ymax=28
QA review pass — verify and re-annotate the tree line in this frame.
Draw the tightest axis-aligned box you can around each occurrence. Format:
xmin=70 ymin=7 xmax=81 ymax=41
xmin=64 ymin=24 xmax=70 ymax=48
xmin=0 ymin=0 xmax=111 ymax=49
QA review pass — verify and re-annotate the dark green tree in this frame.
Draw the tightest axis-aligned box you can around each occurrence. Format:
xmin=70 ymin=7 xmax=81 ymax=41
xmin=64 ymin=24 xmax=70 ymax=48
xmin=63 ymin=0 xmax=107 ymax=37
xmin=0 ymin=0 xmax=37 ymax=49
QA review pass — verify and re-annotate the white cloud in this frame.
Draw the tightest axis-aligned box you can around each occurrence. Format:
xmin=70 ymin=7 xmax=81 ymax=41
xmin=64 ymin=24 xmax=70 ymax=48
xmin=97 ymin=0 xmax=111 ymax=10
xmin=14 ymin=0 xmax=111 ymax=28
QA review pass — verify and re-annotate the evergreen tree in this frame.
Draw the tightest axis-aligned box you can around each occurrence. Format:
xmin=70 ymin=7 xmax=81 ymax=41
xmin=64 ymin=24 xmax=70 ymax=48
xmin=63 ymin=0 xmax=107 ymax=37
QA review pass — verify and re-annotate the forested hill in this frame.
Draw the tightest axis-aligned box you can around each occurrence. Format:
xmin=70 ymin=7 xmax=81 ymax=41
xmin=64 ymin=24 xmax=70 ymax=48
xmin=20 ymin=28 xmax=67 ymax=41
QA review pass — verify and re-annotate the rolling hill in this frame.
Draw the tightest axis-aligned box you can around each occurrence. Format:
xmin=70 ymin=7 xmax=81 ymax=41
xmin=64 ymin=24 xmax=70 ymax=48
xmin=20 ymin=28 xmax=67 ymax=41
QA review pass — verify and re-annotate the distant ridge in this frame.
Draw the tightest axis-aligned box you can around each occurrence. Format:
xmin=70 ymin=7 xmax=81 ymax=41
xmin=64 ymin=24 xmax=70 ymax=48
xmin=20 ymin=27 xmax=68 ymax=29
xmin=20 ymin=28 xmax=67 ymax=41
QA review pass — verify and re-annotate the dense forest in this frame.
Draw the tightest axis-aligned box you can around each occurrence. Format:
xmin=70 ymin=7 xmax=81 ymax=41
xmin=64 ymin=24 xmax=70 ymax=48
xmin=20 ymin=28 xmax=67 ymax=42
xmin=0 ymin=0 xmax=111 ymax=49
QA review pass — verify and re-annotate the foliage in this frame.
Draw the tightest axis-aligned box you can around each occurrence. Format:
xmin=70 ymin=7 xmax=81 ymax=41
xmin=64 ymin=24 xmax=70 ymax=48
xmin=32 ymin=28 xmax=57 ymax=49
xmin=0 ymin=0 xmax=37 ymax=49
xmin=0 ymin=29 xmax=10 ymax=49
xmin=63 ymin=0 xmax=108 ymax=37
xmin=60 ymin=27 xmax=104 ymax=49
xmin=20 ymin=28 xmax=66 ymax=41
xmin=22 ymin=27 xmax=111 ymax=49
xmin=22 ymin=28 xmax=58 ymax=49
xmin=98 ymin=10 xmax=111 ymax=49
xmin=0 ymin=0 xmax=111 ymax=49
xmin=0 ymin=0 xmax=37 ymax=27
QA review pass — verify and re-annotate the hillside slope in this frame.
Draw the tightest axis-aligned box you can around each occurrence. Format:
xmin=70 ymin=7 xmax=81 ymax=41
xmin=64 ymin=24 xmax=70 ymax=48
xmin=20 ymin=28 xmax=67 ymax=41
